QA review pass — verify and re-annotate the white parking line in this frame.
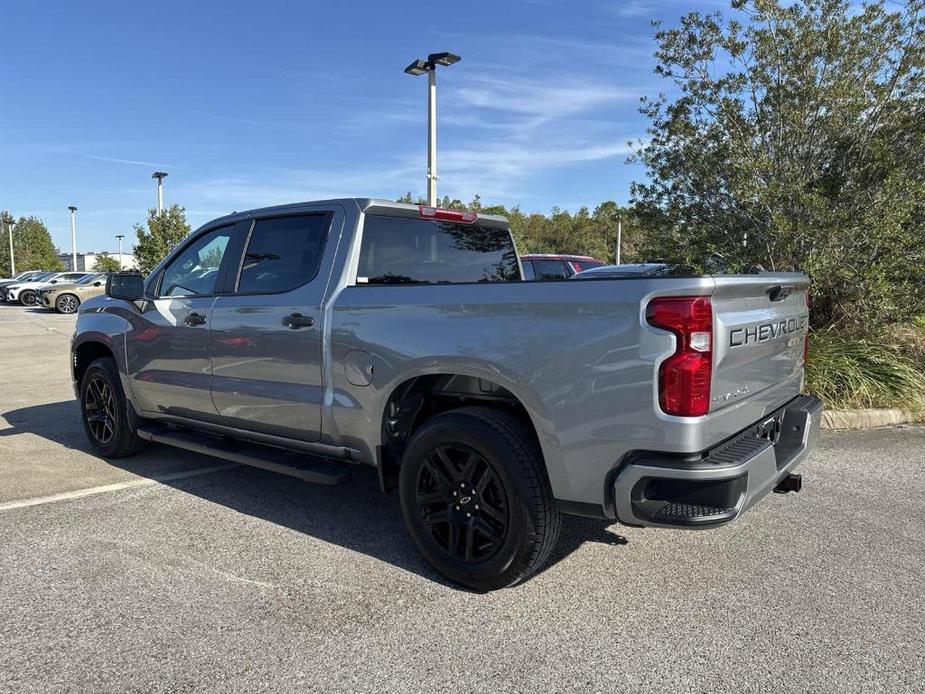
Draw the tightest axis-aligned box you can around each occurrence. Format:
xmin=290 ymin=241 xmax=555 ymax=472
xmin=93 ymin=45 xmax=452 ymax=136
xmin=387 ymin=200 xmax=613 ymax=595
xmin=0 ymin=463 xmax=239 ymax=512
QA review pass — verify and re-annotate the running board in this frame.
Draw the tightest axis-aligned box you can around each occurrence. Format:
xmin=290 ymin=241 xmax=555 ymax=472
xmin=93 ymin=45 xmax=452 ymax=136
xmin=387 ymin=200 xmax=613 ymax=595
xmin=136 ymin=424 xmax=353 ymax=485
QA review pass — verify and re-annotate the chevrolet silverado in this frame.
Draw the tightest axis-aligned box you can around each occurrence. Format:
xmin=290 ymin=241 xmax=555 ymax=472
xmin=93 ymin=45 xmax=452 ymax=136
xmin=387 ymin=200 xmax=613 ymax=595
xmin=71 ymin=199 xmax=821 ymax=590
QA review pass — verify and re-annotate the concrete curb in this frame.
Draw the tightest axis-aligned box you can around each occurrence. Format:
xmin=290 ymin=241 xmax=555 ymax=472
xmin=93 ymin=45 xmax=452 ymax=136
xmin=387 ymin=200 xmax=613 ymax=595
xmin=821 ymin=408 xmax=920 ymax=430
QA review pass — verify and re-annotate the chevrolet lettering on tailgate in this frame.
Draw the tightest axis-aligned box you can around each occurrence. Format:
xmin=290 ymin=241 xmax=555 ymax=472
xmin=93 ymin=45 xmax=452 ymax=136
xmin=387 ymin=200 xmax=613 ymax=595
xmin=730 ymin=315 xmax=808 ymax=348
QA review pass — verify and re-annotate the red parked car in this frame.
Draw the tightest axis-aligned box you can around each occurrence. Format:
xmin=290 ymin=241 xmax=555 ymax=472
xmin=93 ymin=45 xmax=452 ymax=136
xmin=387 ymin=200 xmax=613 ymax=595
xmin=520 ymin=253 xmax=606 ymax=280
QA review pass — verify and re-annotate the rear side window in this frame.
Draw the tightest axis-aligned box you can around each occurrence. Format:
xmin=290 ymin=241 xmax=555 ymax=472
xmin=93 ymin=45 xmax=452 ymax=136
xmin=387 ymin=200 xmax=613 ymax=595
xmin=533 ymin=259 xmax=570 ymax=280
xmin=238 ymin=214 xmax=329 ymax=294
xmin=357 ymin=215 xmax=520 ymax=285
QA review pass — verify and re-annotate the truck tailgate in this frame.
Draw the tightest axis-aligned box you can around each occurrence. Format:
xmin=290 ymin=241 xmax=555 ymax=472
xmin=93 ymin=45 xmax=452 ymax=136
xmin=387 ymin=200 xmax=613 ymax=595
xmin=710 ymin=274 xmax=810 ymax=414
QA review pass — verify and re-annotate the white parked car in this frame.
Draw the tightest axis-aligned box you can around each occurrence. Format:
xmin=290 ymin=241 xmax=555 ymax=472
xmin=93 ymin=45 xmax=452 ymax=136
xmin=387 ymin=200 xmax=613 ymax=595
xmin=0 ymin=270 xmax=39 ymax=283
xmin=4 ymin=272 xmax=91 ymax=305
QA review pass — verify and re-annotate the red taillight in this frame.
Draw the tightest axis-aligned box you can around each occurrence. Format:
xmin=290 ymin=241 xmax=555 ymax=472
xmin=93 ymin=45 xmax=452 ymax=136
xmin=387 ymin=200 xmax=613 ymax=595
xmin=646 ymin=296 xmax=713 ymax=417
xmin=418 ymin=206 xmax=477 ymax=224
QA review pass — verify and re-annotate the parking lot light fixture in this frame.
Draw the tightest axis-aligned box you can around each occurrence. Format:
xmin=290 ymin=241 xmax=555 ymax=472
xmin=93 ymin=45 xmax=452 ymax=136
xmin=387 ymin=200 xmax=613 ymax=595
xmin=6 ymin=220 xmax=14 ymax=276
xmin=68 ymin=206 xmax=77 ymax=271
xmin=403 ymin=60 xmax=429 ymax=77
xmin=428 ymin=52 xmax=461 ymax=67
xmin=115 ymin=234 xmax=125 ymax=270
xmin=404 ymin=51 xmax=461 ymax=206
xmin=152 ymin=171 xmax=168 ymax=214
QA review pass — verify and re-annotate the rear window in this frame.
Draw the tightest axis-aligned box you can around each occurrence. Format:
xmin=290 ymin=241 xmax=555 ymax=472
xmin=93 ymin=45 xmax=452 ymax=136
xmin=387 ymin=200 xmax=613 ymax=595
xmin=357 ymin=215 xmax=520 ymax=285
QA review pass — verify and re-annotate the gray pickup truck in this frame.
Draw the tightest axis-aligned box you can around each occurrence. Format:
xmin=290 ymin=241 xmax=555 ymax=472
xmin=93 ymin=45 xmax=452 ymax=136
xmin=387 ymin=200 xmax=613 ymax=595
xmin=71 ymin=199 xmax=822 ymax=590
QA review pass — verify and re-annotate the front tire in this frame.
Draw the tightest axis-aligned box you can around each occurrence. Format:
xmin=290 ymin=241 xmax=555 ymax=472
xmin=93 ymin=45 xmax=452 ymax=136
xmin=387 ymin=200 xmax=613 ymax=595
xmin=56 ymin=293 xmax=80 ymax=313
xmin=79 ymin=357 xmax=146 ymax=458
xmin=398 ymin=406 xmax=561 ymax=591
xmin=19 ymin=289 xmax=36 ymax=306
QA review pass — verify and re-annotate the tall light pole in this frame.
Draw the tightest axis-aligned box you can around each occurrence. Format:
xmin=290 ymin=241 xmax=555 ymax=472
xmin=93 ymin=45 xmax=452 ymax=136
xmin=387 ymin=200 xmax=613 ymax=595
xmin=115 ymin=234 xmax=125 ymax=270
xmin=152 ymin=171 xmax=168 ymax=213
xmin=616 ymin=215 xmax=623 ymax=265
xmin=6 ymin=220 xmax=15 ymax=276
xmin=404 ymin=52 xmax=461 ymax=206
xmin=68 ymin=206 xmax=78 ymax=271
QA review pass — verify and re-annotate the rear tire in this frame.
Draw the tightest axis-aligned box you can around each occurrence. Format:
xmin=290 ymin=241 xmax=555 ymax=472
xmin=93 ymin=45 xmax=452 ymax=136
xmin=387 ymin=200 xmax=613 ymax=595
xmin=56 ymin=293 xmax=80 ymax=313
xmin=398 ymin=406 xmax=561 ymax=591
xmin=19 ymin=289 xmax=36 ymax=306
xmin=79 ymin=357 xmax=146 ymax=458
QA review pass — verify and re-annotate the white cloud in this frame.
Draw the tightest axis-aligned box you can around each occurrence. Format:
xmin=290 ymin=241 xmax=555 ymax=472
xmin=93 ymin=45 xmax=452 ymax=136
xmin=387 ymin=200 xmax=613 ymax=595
xmin=176 ymin=69 xmax=641 ymax=212
xmin=75 ymin=153 xmax=173 ymax=168
xmin=452 ymin=74 xmax=637 ymax=122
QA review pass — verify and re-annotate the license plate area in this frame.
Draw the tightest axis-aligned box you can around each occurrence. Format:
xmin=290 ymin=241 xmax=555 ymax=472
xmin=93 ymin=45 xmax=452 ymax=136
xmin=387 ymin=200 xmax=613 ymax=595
xmin=755 ymin=413 xmax=784 ymax=445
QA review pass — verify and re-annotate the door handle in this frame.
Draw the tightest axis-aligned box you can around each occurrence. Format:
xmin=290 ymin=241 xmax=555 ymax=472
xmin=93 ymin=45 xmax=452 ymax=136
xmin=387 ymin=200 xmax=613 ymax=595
xmin=183 ymin=312 xmax=207 ymax=326
xmin=282 ymin=312 xmax=314 ymax=329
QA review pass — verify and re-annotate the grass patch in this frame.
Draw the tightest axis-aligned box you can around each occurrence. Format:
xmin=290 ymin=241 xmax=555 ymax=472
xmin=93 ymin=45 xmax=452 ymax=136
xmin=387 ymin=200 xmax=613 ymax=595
xmin=805 ymin=331 xmax=925 ymax=412
xmin=882 ymin=321 xmax=925 ymax=370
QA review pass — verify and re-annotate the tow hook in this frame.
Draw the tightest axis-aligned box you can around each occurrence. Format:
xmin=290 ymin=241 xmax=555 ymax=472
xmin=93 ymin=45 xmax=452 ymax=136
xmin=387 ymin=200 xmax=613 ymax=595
xmin=774 ymin=473 xmax=802 ymax=494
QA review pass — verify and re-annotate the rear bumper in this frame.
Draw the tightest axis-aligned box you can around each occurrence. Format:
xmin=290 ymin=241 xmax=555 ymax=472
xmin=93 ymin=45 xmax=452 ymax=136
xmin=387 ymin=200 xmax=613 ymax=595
xmin=613 ymin=394 xmax=823 ymax=528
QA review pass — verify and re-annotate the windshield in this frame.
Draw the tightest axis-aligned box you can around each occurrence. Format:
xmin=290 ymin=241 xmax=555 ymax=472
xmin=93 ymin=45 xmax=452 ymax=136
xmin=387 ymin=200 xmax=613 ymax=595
xmin=28 ymin=272 xmax=56 ymax=282
xmin=75 ymin=273 xmax=104 ymax=285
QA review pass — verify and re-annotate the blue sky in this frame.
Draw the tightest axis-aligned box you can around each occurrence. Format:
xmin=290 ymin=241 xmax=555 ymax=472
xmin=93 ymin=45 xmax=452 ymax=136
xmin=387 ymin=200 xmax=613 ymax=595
xmin=1 ymin=0 xmax=718 ymax=253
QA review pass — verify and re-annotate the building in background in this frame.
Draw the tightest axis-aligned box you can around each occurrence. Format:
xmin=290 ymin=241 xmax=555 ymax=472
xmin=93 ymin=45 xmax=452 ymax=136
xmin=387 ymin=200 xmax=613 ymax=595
xmin=58 ymin=252 xmax=138 ymax=272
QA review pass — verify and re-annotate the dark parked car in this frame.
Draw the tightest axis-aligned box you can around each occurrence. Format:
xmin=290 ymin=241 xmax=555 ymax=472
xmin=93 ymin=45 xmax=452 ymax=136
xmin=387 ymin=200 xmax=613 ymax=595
xmin=571 ymin=262 xmax=677 ymax=279
xmin=520 ymin=253 xmax=605 ymax=280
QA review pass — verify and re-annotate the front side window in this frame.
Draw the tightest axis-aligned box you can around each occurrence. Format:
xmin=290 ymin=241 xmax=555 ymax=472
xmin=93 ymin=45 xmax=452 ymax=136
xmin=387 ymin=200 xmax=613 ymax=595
xmin=237 ymin=214 xmax=329 ymax=294
xmin=521 ymin=260 xmax=536 ymax=280
xmin=160 ymin=226 xmax=233 ymax=297
xmin=357 ymin=215 xmax=520 ymax=285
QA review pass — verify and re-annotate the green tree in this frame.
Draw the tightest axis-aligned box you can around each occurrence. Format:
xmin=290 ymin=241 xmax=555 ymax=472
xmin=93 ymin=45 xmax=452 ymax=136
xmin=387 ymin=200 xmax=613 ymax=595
xmin=0 ymin=213 xmax=64 ymax=273
xmin=133 ymin=205 xmax=191 ymax=274
xmin=630 ymin=0 xmax=925 ymax=331
xmin=391 ymin=194 xmax=660 ymax=264
xmin=92 ymin=253 xmax=122 ymax=272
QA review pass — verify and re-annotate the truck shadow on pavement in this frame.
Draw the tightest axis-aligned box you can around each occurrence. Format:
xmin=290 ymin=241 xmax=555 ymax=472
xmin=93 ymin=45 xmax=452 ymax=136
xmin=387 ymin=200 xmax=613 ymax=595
xmin=1 ymin=399 xmax=630 ymax=589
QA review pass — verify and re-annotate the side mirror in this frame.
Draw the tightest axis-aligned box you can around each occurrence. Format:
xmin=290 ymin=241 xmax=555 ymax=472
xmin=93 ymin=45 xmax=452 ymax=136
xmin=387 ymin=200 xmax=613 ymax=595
xmin=93 ymin=282 xmax=102 ymax=287
xmin=107 ymin=272 xmax=145 ymax=301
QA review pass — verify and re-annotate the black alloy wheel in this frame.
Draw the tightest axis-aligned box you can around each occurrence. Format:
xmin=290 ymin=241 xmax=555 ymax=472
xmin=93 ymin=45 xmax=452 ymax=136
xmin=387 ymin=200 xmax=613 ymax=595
xmin=415 ymin=444 xmax=509 ymax=563
xmin=398 ymin=407 xmax=561 ymax=591
xmin=78 ymin=357 xmax=146 ymax=458
xmin=84 ymin=374 xmax=117 ymax=445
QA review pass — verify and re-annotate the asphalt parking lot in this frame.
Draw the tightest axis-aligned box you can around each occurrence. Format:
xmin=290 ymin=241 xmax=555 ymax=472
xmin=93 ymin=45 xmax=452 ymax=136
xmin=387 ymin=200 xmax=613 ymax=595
xmin=1 ymin=303 xmax=923 ymax=693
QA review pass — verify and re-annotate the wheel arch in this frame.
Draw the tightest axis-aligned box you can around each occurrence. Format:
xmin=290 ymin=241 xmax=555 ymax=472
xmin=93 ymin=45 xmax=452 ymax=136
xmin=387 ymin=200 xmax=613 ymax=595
xmin=72 ymin=338 xmax=117 ymax=389
xmin=375 ymin=363 xmax=562 ymax=493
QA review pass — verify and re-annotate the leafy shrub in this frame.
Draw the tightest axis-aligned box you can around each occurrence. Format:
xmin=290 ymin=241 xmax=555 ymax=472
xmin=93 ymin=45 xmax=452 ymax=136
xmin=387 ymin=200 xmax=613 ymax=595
xmin=630 ymin=1 xmax=925 ymax=335
xmin=805 ymin=332 xmax=925 ymax=412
